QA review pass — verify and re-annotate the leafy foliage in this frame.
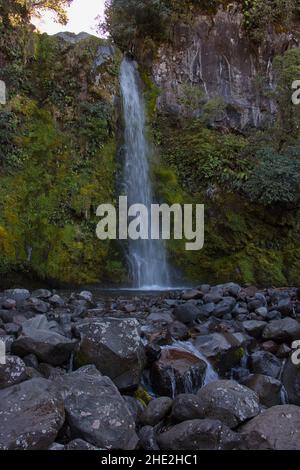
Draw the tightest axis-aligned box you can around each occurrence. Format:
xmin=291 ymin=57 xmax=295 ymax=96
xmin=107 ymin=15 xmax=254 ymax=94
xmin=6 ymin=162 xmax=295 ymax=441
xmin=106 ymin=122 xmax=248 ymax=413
xmin=242 ymin=148 xmax=300 ymax=205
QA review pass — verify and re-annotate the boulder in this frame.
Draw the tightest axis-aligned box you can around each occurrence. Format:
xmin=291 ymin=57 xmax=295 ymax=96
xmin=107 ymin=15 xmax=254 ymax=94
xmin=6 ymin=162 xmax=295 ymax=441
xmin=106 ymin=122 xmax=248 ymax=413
xmin=167 ymin=321 xmax=189 ymax=341
xmin=0 ymin=355 xmax=28 ymax=389
xmin=173 ymin=304 xmax=201 ymax=324
xmin=262 ymin=317 xmax=300 ymax=343
xmin=150 ymin=347 xmax=207 ymax=397
xmin=140 ymin=397 xmax=173 ymax=426
xmin=242 ymin=320 xmax=267 ymax=339
xmin=182 ymin=289 xmax=203 ymax=300
xmin=196 ymin=380 xmax=260 ymax=428
xmin=240 ymin=405 xmax=300 ymax=450
xmin=12 ymin=315 xmax=77 ymax=366
xmin=249 ymin=351 xmax=282 ymax=379
xmin=55 ymin=365 xmax=138 ymax=450
xmin=171 ymin=394 xmax=205 ymax=422
xmin=75 ymin=317 xmax=145 ymax=390
xmin=0 ymin=378 xmax=64 ymax=449
xmin=213 ymin=297 xmax=236 ymax=317
xmin=193 ymin=332 xmax=243 ymax=373
xmin=3 ymin=289 xmax=30 ymax=306
xmin=281 ymin=358 xmax=300 ymax=406
xmin=240 ymin=374 xmax=282 ymax=407
xmin=64 ymin=439 xmax=100 ymax=450
xmin=157 ymin=419 xmax=241 ymax=450
xmin=139 ymin=426 xmax=160 ymax=451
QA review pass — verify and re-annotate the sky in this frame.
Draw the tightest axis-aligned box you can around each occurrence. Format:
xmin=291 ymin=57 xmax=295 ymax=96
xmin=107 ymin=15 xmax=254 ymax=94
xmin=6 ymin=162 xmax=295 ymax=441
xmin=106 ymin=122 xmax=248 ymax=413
xmin=32 ymin=0 xmax=106 ymax=37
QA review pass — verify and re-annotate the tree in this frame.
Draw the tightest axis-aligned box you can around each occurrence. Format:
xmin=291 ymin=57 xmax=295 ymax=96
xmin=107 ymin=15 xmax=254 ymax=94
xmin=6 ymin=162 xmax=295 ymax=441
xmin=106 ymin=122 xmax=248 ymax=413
xmin=0 ymin=0 xmax=73 ymax=27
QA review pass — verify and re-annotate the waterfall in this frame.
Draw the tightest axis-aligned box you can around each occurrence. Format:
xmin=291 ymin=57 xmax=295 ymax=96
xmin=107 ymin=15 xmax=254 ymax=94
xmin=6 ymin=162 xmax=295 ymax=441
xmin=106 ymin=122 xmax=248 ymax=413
xmin=120 ymin=57 xmax=171 ymax=289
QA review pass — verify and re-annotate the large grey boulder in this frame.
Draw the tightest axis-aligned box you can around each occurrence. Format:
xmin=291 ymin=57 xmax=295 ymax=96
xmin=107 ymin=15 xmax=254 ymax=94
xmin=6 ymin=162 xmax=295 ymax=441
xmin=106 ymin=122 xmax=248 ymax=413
xmin=196 ymin=380 xmax=260 ymax=428
xmin=12 ymin=315 xmax=77 ymax=366
xmin=0 ymin=378 xmax=65 ymax=449
xmin=249 ymin=351 xmax=281 ymax=379
xmin=281 ymin=358 xmax=300 ymax=406
xmin=157 ymin=419 xmax=241 ymax=450
xmin=55 ymin=365 xmax=138 ymax=450
xmin=262 ymin=317 xmax=300 ymax=343
xmin=0 ymin=355 xmax=28 ymax=389
xmin=173 ymin=303 xmax=201 ymax=324
xmin=140 ymin=397 xmax=173 ymax=426
xmin=240 ymin=405 xmax=300 ymax=450
xmin=240 ymin=374 xmax=282 ymax=407
xmin=171 ymin=393 xmax=205 ymax=422
xmin=75 ymin=317 xmax=145 ymax=390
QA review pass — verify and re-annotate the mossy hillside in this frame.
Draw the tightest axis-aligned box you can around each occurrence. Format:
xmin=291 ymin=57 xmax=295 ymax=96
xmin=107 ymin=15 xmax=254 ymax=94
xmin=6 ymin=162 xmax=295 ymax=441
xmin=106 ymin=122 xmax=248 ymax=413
xmin=139 ymin=67 xmax=300 ymax=287
xmin=0 ymin=33 xmax=126 ymax=285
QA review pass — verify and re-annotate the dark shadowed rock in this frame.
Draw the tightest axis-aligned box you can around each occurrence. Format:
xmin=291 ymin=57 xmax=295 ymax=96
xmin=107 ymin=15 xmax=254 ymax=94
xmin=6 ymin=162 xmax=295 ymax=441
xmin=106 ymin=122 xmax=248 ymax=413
xmin=123 ymin=395 xmax=145 ymax=424
xmin=12 ymin=315 xmax=77 ymax=366
xmin=0 ymin=355 xmax=28 ymax=389
xmin=173 ymin=304 xmax=201 ymax=324
xmin=140 ymin=397 xmax=173 ymax=426
xmin=55 ymin=365 xmax=138 ymax=450
xmin=31 ymin=289 xmax=52 ymax=300
xmin=64 ymin=439 xmax=100 ymax=450
xmin=196 ymin=380 xmax=260 ymax=428
xmin=157 ymin=419 xmax=241 ymax=450
xmin=213 ymin=297 xmax=236 ymax=317
xmin=171 ymin=394 xmax=205 ymax=422
xmin=249 ymin=351 xmax=281 ymax=379
xmin=150 ymin=347 xmax=207 ymax=397
xmin=193 ymin=332 xmax=243 ymax=373
xmin=240 ymin=374 xmax=282 ymax=407
xmin=262 ymin=318 xmax=300 ymax=343
xmin=240 ymin=405 xmax=300 ymax=450
xmin=75 ymin=317 xmax=145 ymax=391
xmin=242 ymin=320 xmax=267 ymax=339
xmin=282 ymin=358 xmax=300 ymax=406
xmin=0 ymin=378 xmax=64 ymax=449
xmin=167 ymin=321 xmax=189 ymax=341
xmin=139 ymin=426 xmax=160 ymax=450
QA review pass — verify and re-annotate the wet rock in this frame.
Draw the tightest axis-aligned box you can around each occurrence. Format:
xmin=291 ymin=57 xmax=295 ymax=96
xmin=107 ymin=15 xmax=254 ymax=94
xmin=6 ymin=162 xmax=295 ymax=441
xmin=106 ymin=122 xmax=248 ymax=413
xmin=173 ymin=304 xmax=201 ymax=324
xmin=140 ymin=397 xmax=173 ymax=426
xmin=49 ymin=295 xmax=65 ymax=308
xmin=0 ymin=378 xmax=64 ymax=449
xmin=2 ymin=299 xmax=16 ymax=310
xmin=240 ymin=405 xmax=300 ymax=450
xmin=64 ymin=439 xmax=99 ymax=450
xmin=31 ymin=289 xmax=52 ymax=300
xmin=123 ymin=395 xmax=145 ymax=424
xmin=277 ymin=343 xmax=291 ymax=358
xmin=75 ymin=317 xmax=145 ymax=391
xmin=261 ymin=340 xmax=278 ymax=354
xmin=242 ymin=320 xmax=267 ymax=339
xmin=196 ymin=380 xmax=260 ymax=428
xmin=249 ymin=351 xmax=281 ymax=379
xmin=240 ymin=374 xmax=282 ymax=407
xmin=147 ymin=310 xmax=174 ymax=324
xmin=0 ymin=355 xmax=28 ymax=389
xmin=55 ymin=365 xmax=138 ymax=450
xmin=262 ymin=318 xmax=300 ymax=343
xmin=150 ymin=347 xmax=207 ymax=397
xmin=277 ymin=298 xmax=294 ymax=317
xmin=171 ymin=394 xmax=205 ymax=422
xmin=4 ymin=322 xmax=21 ymax=335
xmin=24 ymin=297 xmax=49 ymax=314
xmin=282 ymin=358 xmax=300 ymax=406
xmin=182 ymin=289 xmax=202 ymax=301
xmin=167 ymin=321 xmax=189 ymax=341
xmin=77 ymin=291 xmax=93 ymax=303
xmin=157 ymin=419 xmax=241 ymax=450
xmin=23 ymin=353 xmax=39 ymax=369
xmin=193 ymin=332 xmax=243 ymax=373
xmin=4 ymin=289 xmax=30 ymax=306
xmin=12 ymin=315 xmax=77 ymax=366
xmin=139 ymin=426 xmax=160 ymax=450
xmin=213 ymin=297 xmax=236 ymax=318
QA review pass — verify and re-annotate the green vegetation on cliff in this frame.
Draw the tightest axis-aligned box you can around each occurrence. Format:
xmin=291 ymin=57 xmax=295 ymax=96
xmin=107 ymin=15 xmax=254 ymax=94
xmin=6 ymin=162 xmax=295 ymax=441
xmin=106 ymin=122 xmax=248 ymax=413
xmin=0 ymin=8 xmax=126 ymax=285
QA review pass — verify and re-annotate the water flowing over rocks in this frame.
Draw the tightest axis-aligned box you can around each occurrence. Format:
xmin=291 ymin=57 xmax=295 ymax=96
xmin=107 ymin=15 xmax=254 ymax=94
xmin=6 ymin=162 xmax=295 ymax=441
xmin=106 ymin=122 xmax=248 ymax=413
xmin=0 ymin=283 xmax=300 ymax=450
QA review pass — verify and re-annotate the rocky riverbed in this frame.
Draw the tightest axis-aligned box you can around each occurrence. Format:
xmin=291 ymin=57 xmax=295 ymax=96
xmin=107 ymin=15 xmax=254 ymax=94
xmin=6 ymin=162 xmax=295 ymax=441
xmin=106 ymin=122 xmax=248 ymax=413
xmin=1 ymin=283 xmax=300 ymax=450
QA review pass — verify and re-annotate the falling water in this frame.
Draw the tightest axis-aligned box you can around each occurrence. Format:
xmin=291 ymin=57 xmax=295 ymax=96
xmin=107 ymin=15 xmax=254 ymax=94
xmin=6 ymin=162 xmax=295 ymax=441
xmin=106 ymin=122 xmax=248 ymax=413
xmin=120 ymin=57 xmax=171 ymax=289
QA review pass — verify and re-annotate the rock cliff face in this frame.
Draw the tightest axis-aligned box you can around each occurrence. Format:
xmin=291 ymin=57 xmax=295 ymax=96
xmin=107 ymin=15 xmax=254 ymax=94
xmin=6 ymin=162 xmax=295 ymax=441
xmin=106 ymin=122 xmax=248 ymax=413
xmin=152 ymin=5 xmax=299 ymax=129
